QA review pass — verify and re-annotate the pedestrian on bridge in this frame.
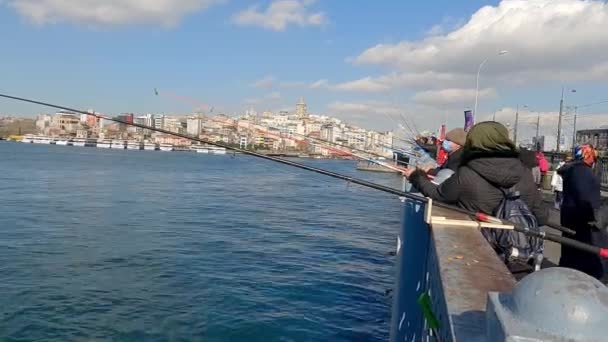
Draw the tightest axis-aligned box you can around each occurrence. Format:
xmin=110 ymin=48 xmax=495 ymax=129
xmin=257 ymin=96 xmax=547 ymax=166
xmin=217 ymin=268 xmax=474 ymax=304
xmin=558 ymin=144 xmax=608 ymax=280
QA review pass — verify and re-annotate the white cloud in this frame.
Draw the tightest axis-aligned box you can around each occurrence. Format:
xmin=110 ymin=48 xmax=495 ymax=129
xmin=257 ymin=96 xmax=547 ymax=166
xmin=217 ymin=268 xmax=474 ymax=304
xmin=331 ymin=72 xmax=471 ymax=93
xmin=251 ymin=75 xmax=275 ymax=89
xmin=267 ymin=91 xmax=281 ymax=100
xmin=331 ymin=77 xmax=390 ymax=93
xmin=232 ymin=0 xmax=326 ymax=31
xmin=6 ymin=0 xmax=222 ymax=26
xmin=413 ymin=88 xmax=496 ymax=106
xmin=309 ymin=79 xmax=328 ymax=89
xmin=326 ymin=101 xmax=403 ymax=117
xmin=280 ymin=81 xmax=307 ymax=88
xmin=340 ymin=0 xmax=608 ymax=94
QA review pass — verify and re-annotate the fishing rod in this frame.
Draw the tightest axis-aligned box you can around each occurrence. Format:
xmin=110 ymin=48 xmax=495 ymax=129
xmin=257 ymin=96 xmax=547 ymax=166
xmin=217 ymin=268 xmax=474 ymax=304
xmin=196 ymin=111 xmax=410 ymax=172
xmin=0 ymin=93 xmax=595 ymax=257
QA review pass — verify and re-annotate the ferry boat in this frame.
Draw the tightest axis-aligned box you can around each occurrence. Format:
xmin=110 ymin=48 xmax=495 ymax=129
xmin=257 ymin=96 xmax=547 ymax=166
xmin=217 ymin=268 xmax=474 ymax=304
xmin=110 ymin=140 xmax=125 ymax=149
xmin=32 ymin=136 xmax=53 ymax=144
xmin=96 ymin=139 xmax=112 ymax=148
xmin=72 ymin=138 xmax=85 ymax=147
xmin=190 ymin=145 xmax=209 ymax=153
xmin=208 ymin=146 xmax=227 ymax=155
xmin=54 ymin=138 xmax=71 ymax=146
xmin=143 ymin=142 xmax=158 ymax=151
xmin=21 ymin=134 xmax=34 ymax=143
xmin=159 ymin=143 xmax=174 ymax=151
xmin=75 ymin=138 xmax=97 ymax=147
xmin=127 ymin=141 xmax=143 ymax=150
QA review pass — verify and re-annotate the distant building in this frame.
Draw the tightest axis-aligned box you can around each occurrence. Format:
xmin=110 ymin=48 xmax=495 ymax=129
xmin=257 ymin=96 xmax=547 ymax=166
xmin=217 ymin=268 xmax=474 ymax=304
xmin=186 ymin=117 xmax=202 ymax=136
xmin=154 ymin=115 xmax=165 ymax=130
xmin=296 ymin=97 xmax=308 ymax=119
xmin=577 ymin=128 xmax=608 ymax=150
xmin=51 ymin=111 xmax=81 ymax=136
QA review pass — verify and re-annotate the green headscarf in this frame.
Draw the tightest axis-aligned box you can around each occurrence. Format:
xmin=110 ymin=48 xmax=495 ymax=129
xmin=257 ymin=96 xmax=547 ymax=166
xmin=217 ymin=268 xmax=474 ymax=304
xmin=462 ymin=121 xmax=516 ymax=162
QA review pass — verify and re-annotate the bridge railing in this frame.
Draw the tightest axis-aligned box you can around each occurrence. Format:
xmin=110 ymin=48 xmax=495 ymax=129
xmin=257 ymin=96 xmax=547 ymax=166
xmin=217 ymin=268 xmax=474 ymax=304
xmin=389 ymin=197 xmax=516 ymax=342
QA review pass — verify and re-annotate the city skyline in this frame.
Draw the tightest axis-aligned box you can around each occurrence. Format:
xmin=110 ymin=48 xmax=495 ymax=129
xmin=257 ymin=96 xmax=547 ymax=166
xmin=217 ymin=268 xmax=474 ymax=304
xmin=1 ymin=0 xmax=608 ymax=140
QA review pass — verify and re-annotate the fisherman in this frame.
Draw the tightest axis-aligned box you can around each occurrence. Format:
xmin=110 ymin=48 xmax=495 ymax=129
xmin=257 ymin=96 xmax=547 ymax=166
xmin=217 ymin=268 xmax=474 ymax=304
xmin=425 ymin=128 xmax=466 ymax=176
xmin=402 ymin=121 xmax=547 ymax=225
xmin=558 ymin=144 xmax=608 ymax=280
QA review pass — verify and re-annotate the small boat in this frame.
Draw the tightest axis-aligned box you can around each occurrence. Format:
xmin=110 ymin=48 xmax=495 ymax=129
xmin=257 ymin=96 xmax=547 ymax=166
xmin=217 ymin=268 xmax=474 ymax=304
xmin=127 ymin=141 xmax=143 ymax=150
xmin=144 ymin=142 xmax=158 ymax=151
xmin=85 ymin=138 xmax=97 ymax=147
xmin=97 ymin=139 xmax=112 ymax=148
xmin=159 ymin=143 xmax=174 ymax=151
xmin=21 ymin=135 xmax=34 ymax=143
xmin=33 ymin=136 xmax=53 ymax=144
xmin=111 ymin=140 xmax=125 ymax=149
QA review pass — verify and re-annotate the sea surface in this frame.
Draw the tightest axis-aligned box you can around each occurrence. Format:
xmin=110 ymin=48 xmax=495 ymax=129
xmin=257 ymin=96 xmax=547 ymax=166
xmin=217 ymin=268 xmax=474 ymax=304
xmin=0 ymin=142 xmax=404 ymax=342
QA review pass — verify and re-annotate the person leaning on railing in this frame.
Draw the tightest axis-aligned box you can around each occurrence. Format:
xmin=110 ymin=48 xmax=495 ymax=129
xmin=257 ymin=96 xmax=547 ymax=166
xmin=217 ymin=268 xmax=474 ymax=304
xmin=402 ymin=121 xmax=548 ymax=226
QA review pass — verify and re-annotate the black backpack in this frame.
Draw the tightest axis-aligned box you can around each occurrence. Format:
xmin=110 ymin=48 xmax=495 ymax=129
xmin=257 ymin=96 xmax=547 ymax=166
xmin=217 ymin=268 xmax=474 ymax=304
xmin=481 ymin=187 xmax=545 ymax=268
xmin=471 ymin=169 xmax=545 ymax=268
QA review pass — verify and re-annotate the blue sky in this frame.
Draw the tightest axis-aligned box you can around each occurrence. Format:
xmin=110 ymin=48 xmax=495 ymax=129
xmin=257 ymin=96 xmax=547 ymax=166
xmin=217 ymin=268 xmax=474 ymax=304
xmin=1 ymin=0 xmax=607 ymax=140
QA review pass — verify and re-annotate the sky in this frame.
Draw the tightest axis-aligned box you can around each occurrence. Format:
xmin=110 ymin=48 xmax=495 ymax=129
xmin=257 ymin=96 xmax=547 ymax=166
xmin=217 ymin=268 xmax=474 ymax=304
xmin=1 ymin=0 xmax=608 ymax=143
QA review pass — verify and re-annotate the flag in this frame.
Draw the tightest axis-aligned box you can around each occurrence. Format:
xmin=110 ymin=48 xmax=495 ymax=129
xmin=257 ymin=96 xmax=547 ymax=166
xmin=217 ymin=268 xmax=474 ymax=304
xmin=437 ymin=124 xmax=448 ymax=166
xmin=464 ymin=110 xmax=474 ymax=131
xmin=154 ymin=88 xmax=159 ymax=96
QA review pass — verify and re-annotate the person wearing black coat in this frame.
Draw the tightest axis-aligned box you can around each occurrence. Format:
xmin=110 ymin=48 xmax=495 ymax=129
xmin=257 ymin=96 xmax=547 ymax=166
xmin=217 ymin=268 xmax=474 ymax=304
xmin=558 ymin=144 xmax=607 ymax=280
xmin=427 ymin=128 xmax=466 ymax=176
xmin=403 ymin=122 xmax=548 ymax=226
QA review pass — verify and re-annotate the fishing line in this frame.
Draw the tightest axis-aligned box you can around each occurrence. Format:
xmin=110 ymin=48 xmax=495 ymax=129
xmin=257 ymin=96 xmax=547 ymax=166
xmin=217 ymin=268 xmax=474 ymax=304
xmin=0 ymin=93 xmax=598 ymax=257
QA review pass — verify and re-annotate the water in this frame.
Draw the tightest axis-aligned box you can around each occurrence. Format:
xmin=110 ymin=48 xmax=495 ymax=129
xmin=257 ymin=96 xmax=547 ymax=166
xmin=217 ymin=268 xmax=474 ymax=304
xmin=0 ymin=142 xmax=403 ymax=341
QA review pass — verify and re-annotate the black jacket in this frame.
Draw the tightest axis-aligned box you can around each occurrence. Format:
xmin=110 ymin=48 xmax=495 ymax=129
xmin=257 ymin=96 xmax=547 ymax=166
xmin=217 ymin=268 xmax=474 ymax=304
xmin=428 ymin=148 xmax=463 ymax=176
xmin=519 ymin=149 xmax=538 ymax=169
xmin=410 ymin=154 xmax=548 ymax=226
xmin=558 ymin=161 xmax=607 ymax=279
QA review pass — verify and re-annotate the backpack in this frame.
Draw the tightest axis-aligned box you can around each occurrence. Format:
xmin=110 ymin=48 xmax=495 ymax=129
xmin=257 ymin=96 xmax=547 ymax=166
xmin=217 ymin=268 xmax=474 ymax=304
xmin=471 ymin=169 xmax=545 ymax=269
xmin=481 ymin=187 xmax=545 ymax=269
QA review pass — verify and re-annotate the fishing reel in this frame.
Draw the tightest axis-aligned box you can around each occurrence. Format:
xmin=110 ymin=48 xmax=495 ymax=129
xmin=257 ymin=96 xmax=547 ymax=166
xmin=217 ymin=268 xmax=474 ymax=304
xmin=507 ymin=247 xmax=544 ymax=272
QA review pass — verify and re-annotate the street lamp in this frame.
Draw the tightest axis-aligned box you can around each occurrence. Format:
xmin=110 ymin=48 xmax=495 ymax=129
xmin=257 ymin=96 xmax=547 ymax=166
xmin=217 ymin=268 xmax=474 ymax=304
xmin=557 ymin=88 xmax=576 ymax=153
xmin=474 ymin=50 xmax=508 ymax=120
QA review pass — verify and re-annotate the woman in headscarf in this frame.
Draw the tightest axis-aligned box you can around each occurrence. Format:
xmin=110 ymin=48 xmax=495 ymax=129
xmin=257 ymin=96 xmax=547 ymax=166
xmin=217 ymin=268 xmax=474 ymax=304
xmin=558 ymin=144 xmax=607 ymax=280
xmin=403 ymin=121 xmax=548 ymax=226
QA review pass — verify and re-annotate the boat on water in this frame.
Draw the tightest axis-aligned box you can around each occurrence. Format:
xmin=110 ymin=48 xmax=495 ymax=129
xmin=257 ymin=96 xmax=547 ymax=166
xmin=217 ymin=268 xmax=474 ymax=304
xmin=32 ymin=135 xmax=53 ymax=144
xmin=208 ymin=146 xmax=227 ymax=155
xmin=111 ymin=139 xmax=125 ymax=149
xmin=21 ymin=134 xmax=34 ymax=143
xmin=159 ymin=143 xmax=174 ymax=151
xmin=54 ymin=138 xmax=72 ymax=146
xmin=190 ymin=145 xmax=209 ymax=153
xmin=143 ymin=142 xmax=158 ymax=151
xmin=96 ymin=139 xmax=112 ymax=148
xmin=72 ymin=138 xmax=86 ymax=147
xmin=127 ymin=141 xmax=143 ymax=150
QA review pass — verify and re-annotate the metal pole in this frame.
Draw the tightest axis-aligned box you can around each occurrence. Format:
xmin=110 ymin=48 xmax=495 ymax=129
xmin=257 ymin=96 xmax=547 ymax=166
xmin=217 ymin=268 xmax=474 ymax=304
xmin=557 ymin=87 xmax=564 ymax=153
xmin=572 ymin=106 xmax=578 ymax=149
xmin=535 ymin=112 xmax=540 ymax=150
xmin=514 ymin=104 xmax=519 ymax=145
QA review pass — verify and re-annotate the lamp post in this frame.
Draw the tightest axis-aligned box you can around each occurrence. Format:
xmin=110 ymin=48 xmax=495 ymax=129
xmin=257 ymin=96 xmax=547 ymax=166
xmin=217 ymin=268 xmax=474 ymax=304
xmin=474 ymin=50 xmax=508 ymax=121
xmin=557 ymin=88 xmax=576 ymax=153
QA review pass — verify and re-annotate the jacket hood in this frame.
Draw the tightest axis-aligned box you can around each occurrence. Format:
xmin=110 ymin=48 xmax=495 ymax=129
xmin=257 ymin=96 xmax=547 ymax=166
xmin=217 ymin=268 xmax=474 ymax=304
xmin=465 ymin=157 xmax=525 ymax=188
